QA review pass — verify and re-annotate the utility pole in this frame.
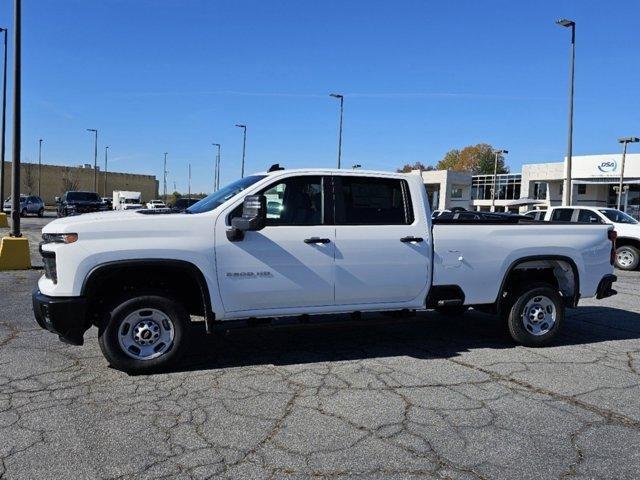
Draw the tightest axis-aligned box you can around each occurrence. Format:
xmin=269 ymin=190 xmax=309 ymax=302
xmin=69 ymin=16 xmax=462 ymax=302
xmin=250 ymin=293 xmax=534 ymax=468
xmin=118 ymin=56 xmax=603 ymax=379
xmin=616 ymin=137 xmax=639 ymax=211
xmin=86 ymin=128 xmax=98 ymax=191
xmin=37 ymin=138 xmax=42 ymax=197
xmin=556 ymin=19 xmax=576 ymax=206
xmin=163 ymin=152 xmax=168 ymax=200
xmin=0 ymin=27 xmax=7 ymax=205
xmin=330 ymin=93 xmax=344 ymax=168
xmin=212 ymin=143 xmax=221 ymax=191
xmin=188 ymin=163 xmax=191 ymax=201
xmin=9 ymin=0 xmax=21 ymax=237
xmin=103 ymin=146 xmax=109 ymax=197
xmin=491 ymin=149 xmax=508 ymax=211
xmin=236 ymin=124 xmax=246 ymax=178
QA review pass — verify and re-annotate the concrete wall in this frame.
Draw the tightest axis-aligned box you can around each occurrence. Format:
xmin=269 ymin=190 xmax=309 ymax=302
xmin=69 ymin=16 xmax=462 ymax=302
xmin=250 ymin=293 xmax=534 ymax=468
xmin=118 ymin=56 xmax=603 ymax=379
xmin=415 ymin=169 xmax=472 ymax=210
xmin=1 ymin=162 xmax=158 ymax=205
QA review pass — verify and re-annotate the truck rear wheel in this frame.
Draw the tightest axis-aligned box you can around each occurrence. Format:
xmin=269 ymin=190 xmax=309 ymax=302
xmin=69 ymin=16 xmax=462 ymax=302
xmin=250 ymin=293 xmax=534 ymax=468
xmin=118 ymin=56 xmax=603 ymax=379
xmin=99 ymin=295 xmax=189 ymax=373
xmin=506 ymin=283 xmax=564 ymax=347
xmin=615 ymin=245 xmax=640 ymax=271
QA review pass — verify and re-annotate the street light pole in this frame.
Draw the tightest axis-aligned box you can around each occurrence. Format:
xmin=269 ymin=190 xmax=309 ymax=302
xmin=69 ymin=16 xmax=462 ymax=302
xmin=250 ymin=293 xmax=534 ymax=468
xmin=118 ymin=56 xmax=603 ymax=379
xmin=235 ymin=125 xmax=246 ymax=178
xmin=9 ymin=0 xmax=21 ymax=237
xmin=163 ymin=152 xmax=168 ymax=200
xmin=86 ymin=128 xmax=98 ymax=191
xmin=0 ymin=27 xmax=7 ymax=205
xmin=188 ymin=163 xmax=191 ymax=201
xmin=330 ymin=93 xmax=344 ymax=169
xmin=556 ymin=18 xmax=576 ymax=206
xmin=38 ymin=138 xmax=42 ymax=197
xmin=212 ymin=143 xmax=221 ymax=191
xmin=491 ymin=149 xmax=508 ymax=211
xmin=103 ymin=146 xmax=109 ymax=197
xmin=616 ymin=137 xmax=639 ymax=211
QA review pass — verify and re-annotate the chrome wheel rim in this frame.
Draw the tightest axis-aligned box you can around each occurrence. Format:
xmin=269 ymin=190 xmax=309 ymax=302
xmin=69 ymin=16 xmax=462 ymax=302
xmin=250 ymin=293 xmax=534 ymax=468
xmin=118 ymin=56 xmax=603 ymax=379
xmin=522 ymin=295 xmax=556 ymax=336
xmin=616 ymin=250 xmax=635 ymax=268
xmin=118 ymin=308 xmax=175 ymax=360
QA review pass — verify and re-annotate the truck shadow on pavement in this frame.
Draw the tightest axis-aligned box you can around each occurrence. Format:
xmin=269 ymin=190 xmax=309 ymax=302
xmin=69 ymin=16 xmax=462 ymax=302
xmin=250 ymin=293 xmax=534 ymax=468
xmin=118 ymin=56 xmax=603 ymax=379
xmin=162 ymin=305 xmax=640 ymax=374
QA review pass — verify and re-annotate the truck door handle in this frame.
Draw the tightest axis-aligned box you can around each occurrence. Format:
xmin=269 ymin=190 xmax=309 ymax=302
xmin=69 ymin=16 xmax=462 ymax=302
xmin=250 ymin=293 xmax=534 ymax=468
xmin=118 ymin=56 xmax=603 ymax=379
xmin=304 ymin=237 xmax=330 ymax=244
xmin=400 ymin=236 xmax=424 ymax=243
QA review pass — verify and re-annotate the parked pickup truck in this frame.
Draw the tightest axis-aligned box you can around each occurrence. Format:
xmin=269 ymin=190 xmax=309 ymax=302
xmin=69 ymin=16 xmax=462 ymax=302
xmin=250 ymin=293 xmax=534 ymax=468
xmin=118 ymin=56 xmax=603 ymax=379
xmin=33 ymin=168 xmax=618 ymax=372
xmin=543 ymin=206 xmax=640 ymax=271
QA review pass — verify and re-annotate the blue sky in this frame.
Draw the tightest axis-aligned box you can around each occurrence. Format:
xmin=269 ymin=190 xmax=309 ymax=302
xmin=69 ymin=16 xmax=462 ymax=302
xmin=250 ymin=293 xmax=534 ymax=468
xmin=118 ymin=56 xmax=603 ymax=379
xmin=2 ymin=0 xmax=639 ymax=193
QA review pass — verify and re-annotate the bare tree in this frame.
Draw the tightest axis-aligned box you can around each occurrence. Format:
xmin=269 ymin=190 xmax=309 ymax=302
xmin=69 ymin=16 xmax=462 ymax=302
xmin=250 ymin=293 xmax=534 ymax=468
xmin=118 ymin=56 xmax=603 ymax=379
xmin=24 ymin=163 xmax=35 ymax=194
xmin=61 ymin=167 xmax=80 ymax=192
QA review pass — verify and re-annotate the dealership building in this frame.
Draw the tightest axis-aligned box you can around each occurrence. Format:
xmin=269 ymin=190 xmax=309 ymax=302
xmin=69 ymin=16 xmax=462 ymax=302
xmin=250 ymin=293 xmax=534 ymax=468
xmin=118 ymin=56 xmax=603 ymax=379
xmin=416 ymin=153 xmax=640 ymax=218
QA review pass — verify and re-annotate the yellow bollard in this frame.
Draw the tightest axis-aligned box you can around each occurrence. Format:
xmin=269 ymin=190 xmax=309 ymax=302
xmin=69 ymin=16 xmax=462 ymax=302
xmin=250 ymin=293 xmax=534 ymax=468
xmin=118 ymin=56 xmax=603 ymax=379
xmin=0 ymin=236 xmax=31 ymax=270
xmin=0 ymin=212 xmax=8 ymax=228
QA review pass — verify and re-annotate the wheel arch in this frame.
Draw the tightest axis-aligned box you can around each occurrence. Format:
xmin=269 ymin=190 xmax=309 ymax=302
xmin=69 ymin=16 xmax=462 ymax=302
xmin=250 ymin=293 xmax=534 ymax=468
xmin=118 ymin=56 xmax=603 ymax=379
xmin=616 ymin=236 xmax=640 ymax=250
xmin=82 ymin=259 xmax=214 ymax=328
xmin=495 ymin=255 xmax=580 ymax=315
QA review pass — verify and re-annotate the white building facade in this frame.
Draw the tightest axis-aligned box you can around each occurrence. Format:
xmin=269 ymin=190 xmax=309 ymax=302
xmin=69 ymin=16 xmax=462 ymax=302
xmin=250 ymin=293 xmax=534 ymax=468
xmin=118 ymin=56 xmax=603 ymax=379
xmin=413 ymin=153 xmax=640 ymax=218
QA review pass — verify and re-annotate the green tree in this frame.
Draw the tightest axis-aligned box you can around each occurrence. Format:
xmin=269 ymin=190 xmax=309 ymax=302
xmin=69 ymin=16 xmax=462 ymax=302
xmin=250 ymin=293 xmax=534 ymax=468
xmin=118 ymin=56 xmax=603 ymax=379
xmin=436 ymin=143 xmax=509 ymax=174
xmin=396 ymin=161 xmax=435 ymax=173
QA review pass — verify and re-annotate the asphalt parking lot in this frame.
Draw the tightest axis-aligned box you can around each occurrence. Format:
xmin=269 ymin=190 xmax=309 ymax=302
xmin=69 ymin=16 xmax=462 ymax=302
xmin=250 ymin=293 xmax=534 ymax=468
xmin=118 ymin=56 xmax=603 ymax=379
xmin=1 ymin=215 xmax=639 ymax=479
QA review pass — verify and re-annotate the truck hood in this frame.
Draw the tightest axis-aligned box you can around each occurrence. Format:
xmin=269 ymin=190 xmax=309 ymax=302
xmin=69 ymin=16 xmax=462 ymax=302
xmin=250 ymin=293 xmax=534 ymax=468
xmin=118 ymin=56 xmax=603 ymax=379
xmin=43 ymin=210 xmax=147 ymax=233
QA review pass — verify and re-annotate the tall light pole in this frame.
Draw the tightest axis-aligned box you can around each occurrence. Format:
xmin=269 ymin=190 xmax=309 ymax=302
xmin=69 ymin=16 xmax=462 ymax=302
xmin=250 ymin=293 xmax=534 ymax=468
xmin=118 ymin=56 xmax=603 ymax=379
xmin=103 ymin=146 xmax=109 ymax=197
xmin=616 ymin=137 xmax=639 ymax=211
xmin=86 ymin=128 xmax=98 ymax=191
xmin=163 ymin=152 xmax=168 ymax=200
xmin=0 ymin=27 xmax=7 ymax=205
xmin=235 ymin=124 xmax=246 ymax=178
xmin=330 ymin=93 xmax=344 ymax=168
xmin=9 ymin=0 xmax=21 ymax=237
xmin=491 ymin=149 xmax=508 ymax=211
xmin=556 ymin=18 xmax=576 ymax=206
xmin=212 ymin=143 xmax=221 ymax=191
xmin=188 ymin=163 xmax=191 ymax=201
xmin=37 ymin=138 xmax=42 ymax=197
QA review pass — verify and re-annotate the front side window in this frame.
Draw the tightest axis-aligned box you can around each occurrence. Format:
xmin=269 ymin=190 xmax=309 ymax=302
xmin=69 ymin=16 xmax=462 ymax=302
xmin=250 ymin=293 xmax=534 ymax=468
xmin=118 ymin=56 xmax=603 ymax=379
xmin=262 ymin=176 xmax=323 ymax=226
xmin=335 ymin=176 xmax=412 ymax=225
xmin=551 ymin=208 xmax=574 ymax=222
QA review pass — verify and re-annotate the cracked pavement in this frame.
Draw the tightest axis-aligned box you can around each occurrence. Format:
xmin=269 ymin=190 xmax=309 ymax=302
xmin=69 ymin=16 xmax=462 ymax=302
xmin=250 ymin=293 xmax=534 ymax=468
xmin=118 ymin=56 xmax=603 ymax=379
xmin=1 ymin=216 xmax=639 ymax=479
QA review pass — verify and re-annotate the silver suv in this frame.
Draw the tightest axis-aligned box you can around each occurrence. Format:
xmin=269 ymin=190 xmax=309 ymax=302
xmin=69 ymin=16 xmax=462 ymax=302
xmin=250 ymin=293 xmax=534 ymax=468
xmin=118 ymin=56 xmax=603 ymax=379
xmin=3 ymin=195 xmax=45 ymax=217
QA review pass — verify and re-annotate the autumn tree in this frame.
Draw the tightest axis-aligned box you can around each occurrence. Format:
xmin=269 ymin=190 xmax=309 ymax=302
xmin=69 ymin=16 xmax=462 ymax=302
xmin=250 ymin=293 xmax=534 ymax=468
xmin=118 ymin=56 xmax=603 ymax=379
xmin=396 ymin=162 xmax=435 ymax=173
xmin=436 ymin=144 xmax=509 ymax=174
xmin=61 ymin=167 xmax=80 ymax=192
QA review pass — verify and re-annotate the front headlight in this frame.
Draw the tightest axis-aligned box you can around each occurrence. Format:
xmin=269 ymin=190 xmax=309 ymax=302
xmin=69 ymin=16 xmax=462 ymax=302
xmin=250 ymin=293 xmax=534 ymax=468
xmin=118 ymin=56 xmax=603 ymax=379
xmin=42 ymin=233 xmax=78 ymax=244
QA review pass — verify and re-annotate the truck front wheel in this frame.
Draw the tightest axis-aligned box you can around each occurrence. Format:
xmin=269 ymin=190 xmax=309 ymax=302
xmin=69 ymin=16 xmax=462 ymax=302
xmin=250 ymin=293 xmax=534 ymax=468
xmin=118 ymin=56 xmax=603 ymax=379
xmin=615 ymin=245 xmax=640 ymax=271
xmin=506 ymin=284 xmax=564 ymax=347
xmin=99 ymin=295 xmax=189 ymax=373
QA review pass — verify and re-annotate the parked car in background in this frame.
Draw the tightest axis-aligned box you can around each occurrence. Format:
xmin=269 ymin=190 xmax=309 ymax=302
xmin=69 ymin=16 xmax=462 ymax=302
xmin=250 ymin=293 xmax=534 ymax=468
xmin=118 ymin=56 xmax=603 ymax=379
xmin=524 ymin=209 xmax=547 ymax=221
xmin=543 ymin=206 xmax=640 ymax=271
xmin=56 ymin=191 xmax=103 ymax=217
xmin=3 ymin=195 xmax=45 ymax=217
xmin=146 ymin=199 xmax=167 ymax=209
xmin=102 ymin=197 xmax=113 ymax=210
xmin=170 ymin=198 xmax=199 ymax=212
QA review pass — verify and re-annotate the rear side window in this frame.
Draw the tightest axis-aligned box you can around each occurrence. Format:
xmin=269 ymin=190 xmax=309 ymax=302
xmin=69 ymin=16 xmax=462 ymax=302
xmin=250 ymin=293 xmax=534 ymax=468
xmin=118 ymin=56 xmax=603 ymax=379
xmin=577 ymin=209 xmax=602 ymax=224
xmin=551 ymin=208 xmax=574 ymax=222
xmin=335 ymin=176 xmax=413 ymax=225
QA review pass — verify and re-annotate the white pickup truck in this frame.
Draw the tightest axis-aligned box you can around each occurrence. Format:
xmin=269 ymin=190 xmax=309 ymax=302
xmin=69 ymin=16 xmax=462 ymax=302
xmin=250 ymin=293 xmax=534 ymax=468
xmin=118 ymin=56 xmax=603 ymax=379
xmin=33 ymin=168 xmax=618 ymax=372
xmin=542 ymin=206 xmax=640 ymax=271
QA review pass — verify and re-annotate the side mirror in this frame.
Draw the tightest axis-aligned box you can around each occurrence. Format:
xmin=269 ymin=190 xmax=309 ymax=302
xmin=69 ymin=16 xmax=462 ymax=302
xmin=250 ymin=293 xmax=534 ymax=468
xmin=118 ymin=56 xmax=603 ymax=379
xmin=227 ymin=195 xmax=266 ymax=241
xmin=55 ymin=196 xmax=60 ymax=204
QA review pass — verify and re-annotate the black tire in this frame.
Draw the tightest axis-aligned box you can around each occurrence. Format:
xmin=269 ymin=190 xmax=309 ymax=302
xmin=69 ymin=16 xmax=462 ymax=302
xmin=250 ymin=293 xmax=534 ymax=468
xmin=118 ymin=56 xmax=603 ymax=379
xmin=507 ymin=283 xmax=564 ymax=347
xmin=98 ymin=295 xmax=189 ymax=373
xmin=37 ymin=208 xmax=44 ymax=217
xmin=615 ymin=245 xmax=640 ymax=271
xmin=434 ymin=305 xmax=469 ymax=317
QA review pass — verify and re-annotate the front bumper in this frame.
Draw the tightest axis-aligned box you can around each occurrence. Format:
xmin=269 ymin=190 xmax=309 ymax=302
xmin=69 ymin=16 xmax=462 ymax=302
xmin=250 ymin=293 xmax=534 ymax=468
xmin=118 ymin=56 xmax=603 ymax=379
xmin=32 ymin=289 xmax=90 ymax=345
xmin=596 ymin=274 xmax=617 ymax=300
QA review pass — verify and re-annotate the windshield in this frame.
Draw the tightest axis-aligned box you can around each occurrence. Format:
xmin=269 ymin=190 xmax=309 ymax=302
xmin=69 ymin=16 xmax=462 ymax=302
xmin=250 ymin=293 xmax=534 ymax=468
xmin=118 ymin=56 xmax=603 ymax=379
xmin=599 ymin=209 xmax=638 ymax=224
xmin=186 ymin=175 xmax=267 ymax=214
xmin=67 ymin=192 xmax=100 ymax=202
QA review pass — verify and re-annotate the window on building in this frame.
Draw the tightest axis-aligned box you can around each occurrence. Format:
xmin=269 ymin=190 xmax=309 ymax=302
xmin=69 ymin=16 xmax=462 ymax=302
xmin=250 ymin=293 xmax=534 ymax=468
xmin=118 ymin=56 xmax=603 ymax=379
xmin=450 ymin=186 xmax=464 ymax=199
xmin=533 ymin=182 xmax=548 ymax=200
xmin=578 ymin=184 xmax=587 ymax=195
